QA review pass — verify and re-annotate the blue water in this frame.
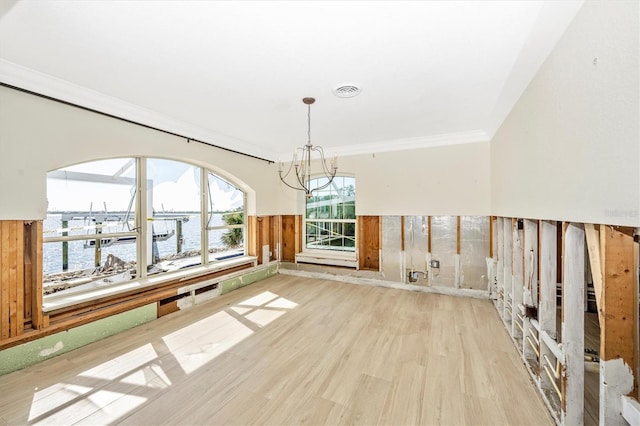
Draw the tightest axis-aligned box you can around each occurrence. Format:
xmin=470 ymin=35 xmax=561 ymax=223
xmin=44 ymin=214 xmax=233 ymax=275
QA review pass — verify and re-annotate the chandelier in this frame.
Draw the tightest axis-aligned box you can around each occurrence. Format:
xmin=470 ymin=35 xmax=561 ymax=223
xmin=278 ymin=97 xmax=338 ymax=198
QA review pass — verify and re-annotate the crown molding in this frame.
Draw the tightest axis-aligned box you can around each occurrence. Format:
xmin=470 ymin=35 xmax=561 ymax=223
xmin=1 ymin=59 xmax=490 ymax=162
xmin=0 ymin=59 xmax=274 ymax=161
xmin=277 ymin=130 xmax=490 ymax=160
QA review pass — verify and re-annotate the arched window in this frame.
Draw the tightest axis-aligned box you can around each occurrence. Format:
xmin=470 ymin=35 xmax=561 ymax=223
xmin=43 ymin=157 xmax=246 ymax=299
xmin=304 ymin=176 xmax=356 ymax=252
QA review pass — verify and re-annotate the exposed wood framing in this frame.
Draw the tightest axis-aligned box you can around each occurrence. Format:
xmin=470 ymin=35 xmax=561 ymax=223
xmin=0 ymin=217 xmax=259 ymax=351
xmin=511 ymin=219 xmax=524 ymax=339
xmin=251 ymin=216 xmax=271 ymax=265
xmin=538 ymin=220 xmax=559 ymax=400
xmin=557 ymin=223 xmax=564 ymax=284
xmin=0 ymin=221 xmax=25 ymax=339
xmin=26 ymin=221 xmax=43 ymax=330
xmin=523 ymin=219 xmax=538 ymax=308
xmin=294 ymin=215 xmax=302 ymax=255
xmin=487 ymin=217 xmax=498 ymax=296
xmin=400 ymin=216 xmax=405 ymax=251
xmin=1 ymin=260 xmax=254 ymax=351
xmin=357 ymin=216 xmax=380 ymax=271
xmin=456 ymin=216 xmax=461 ymax=254
xmin=503 ymin=218 xmax=513 ymax=323
xmin=426 ymin=216 xmax=433 ymax=282
xmin=496 ymin=217 xmax=504 ymax=307
xmin=247 ymin=216 xmax=258 ymax=258
xmin=454 ymin=216 xmax=462 ymax=288
xmin=427 ymin=216 xmax=432 ymax=253
xmin=560 ymin=222 xmax=585 ymax=425
xmin=599 ymin=226 xmax=639 ymax=424
xmin=539 ymin=221 xmax=558 ymax=339
xmin=280 ymin=215 xmax=299 ymax=262
xmin=269 ymin=215 xmax=282 ymax=262
xmin=489 ymin=216 xmax=494 ymax=258
xmin=260 ymin=217 xmax=269 ymax=264
xmin=584 ymin=223 xmax=604 ymax=324
xmin=522 ymin=220 xmax=538 ymax=364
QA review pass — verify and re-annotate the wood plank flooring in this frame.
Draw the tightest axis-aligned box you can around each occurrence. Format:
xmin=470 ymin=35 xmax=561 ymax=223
xmin=0 ymin=275 xmax=553 ymax=425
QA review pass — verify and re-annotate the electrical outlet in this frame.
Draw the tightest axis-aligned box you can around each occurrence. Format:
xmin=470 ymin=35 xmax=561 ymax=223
xmin=430 ymin=259 xmax=440 ymax=269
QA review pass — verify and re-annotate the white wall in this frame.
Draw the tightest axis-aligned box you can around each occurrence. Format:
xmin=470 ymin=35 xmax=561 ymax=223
xmin=0 ymin=86 xmax=492 ymax=220
xmin=344 ymin=142 xmax=491 ymax=216
xmin=0 ymin=86 xmax=287 ymax=219
xmin=491 ymin=0 xmax=639 ymax=226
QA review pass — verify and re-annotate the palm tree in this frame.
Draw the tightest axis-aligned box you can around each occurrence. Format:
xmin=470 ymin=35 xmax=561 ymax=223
xmin=221 ymin=211 xmax=243 ymax=248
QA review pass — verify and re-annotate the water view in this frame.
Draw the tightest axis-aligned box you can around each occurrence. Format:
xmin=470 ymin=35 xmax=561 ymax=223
xmin=44 ymin=213 xmax=237 ymax=276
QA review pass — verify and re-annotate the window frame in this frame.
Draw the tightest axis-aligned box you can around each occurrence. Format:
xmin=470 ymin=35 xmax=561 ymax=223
xmin=302 ymin=174 xmax=357 ymax=258
xmin=43 ymin=156 xmax=249 ymax=304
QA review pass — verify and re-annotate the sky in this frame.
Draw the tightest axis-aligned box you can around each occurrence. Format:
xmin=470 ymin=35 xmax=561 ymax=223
xmin=47 ymin=158 xmax=242 ymax=213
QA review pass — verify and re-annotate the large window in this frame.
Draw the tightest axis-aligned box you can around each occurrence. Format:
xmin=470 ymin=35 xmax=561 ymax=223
xmin=206 ymin=172 xmax=245 ymax=261
xmin=44 ymin=158 xmax=246 ymax=298
xmin=304 ymin=176 xmax=356 ymax=252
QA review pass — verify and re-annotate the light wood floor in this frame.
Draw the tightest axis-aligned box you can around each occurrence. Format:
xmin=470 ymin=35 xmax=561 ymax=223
xmin=0 ymin=275 xmax=553 ymax=425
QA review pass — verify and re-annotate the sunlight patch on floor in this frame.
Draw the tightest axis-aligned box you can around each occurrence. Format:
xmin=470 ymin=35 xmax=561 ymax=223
xmin=26 ymin=289 xmax=298 ymax=424
xmin=79 ymin=344 xmax=159 ymax=380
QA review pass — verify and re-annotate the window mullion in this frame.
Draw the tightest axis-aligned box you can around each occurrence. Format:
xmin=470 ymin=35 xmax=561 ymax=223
xmin=201 ymin=167 xmax=209 ymax=265
xmin=137 ymin=157 xmax=148 ymax=279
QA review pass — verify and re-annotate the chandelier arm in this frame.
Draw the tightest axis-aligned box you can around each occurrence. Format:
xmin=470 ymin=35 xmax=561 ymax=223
xmin=278 ymin=160 xmax=295 ymax=180
xmin=312 ymin=178 xmax=336 ymax=193
xmin=311 ymin=145 xmax=338 ymax=178
xmin=279 ymin=176 xmax=307 ymax=192
xmin=280 ymin=164 xmax=307 ymax=192
xmin=295 ymin=157 xmax=309 ymax=190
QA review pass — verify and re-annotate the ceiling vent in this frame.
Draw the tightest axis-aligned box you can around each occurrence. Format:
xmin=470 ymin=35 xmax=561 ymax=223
xmin=333 ymin=84 xmax=361 ymax=98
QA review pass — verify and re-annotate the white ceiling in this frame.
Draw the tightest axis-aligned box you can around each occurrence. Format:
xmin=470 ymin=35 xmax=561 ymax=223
xmin=0 ymin=1 xmax=583 ymax=161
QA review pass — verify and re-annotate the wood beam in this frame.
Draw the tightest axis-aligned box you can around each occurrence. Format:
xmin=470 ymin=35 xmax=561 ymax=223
xmin=31 ymin=221 xmax=44 ymax=330
xmin=584 ymin=223 xmax=604 ymax=325
xmin=496 ymin=217 xmax=504 ymax=302
xmin=294 ymin=215 xmax=302 ymax=255
xmin=489 ymin=216 xmax=494 ymax=258
xmin=539 ymin=221 xmax=557 ymax=338
xmin=427 ymin=216 xmax=432 ymax=253
xmin=523 ymin=219 xmax=538 ymax=308
xmin=280 ymin=215 xmax=297 ymax=262
xmin=561 ymin=222 xmax=585 ymax=425
xmin=358 ymin=216 xmax=380 ymax=271
xmin=247 ymin=216 xmax=258 ymax=258
xmin=599 ymin=226 xmax=638 ymax=424
xmin=400 ymin=216 xmax=405 ymax=252
xmin=511 ymin=218 xmax=524 ymax=338
xmin=503 ymin=218 xmax=513 ymax=324
xmin=456 ymin=216 xmax=461 ymax=255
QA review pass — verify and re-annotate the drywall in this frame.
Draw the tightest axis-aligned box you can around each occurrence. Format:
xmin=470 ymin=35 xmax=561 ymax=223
xmin=220 ymin=263 xmax=279 ymax=294
xmin=0 ymin=303 xmax=156 ymax=375
xmin=0 ymin=86 xmax=287 ymax=219
xmin=337 ymin=142 xmax=491 ymax=216
xmin=491 ymin=0 xmax=639 ymax=226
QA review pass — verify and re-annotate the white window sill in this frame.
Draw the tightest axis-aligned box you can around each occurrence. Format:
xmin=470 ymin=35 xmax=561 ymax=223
xmin=295 ymin=251 xmax=357 ymax=268
xmin=43 ymin=255 xmax=257 ymax=313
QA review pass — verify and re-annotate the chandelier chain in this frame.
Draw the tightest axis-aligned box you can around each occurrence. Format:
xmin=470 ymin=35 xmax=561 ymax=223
xmin=307 ymin=103 xmax=311 ymax=145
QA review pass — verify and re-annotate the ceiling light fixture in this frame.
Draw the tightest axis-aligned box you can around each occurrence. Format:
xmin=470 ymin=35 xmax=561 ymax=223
xmin=278 ymin=97 xmax=338 ymax=198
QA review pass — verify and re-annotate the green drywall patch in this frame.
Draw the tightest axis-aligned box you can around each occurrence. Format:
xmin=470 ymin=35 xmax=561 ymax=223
xmin=0 ymin=303 xmax=157 ymax=376
xmin=220 ymin=263 xmax=278 ymax=295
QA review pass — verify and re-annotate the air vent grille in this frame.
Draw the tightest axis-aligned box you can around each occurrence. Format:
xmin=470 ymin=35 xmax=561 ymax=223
xmin=333 ymin=84 xmax=361 ymax=98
